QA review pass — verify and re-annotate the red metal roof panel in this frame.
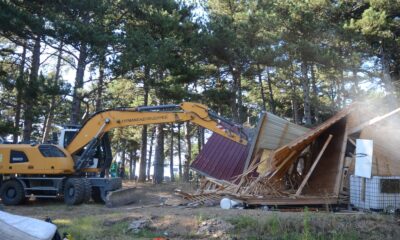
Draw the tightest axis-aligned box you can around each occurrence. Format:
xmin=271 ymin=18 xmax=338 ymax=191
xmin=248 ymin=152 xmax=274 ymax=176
xmin=191 ymin=128 xmax=250 ymax=182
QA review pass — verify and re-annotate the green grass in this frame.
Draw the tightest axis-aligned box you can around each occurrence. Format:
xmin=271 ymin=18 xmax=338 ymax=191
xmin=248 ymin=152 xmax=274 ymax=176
xmin=53 ymin=214 xmax=167 ymax=240
xmin=226 ymin=210 xmax=362 ymax=240
xmin=54 ymin=215 xmax=129 ymax=240
xmin=44 ymin=206 xmax=395 ymax=240
xmin=196 ymin=212 xmax=207 ymax=224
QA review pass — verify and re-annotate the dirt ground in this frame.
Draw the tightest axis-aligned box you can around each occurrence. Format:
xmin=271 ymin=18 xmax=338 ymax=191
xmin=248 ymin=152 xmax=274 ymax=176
xmin=2 ymin=181 xmax=400 ymax=240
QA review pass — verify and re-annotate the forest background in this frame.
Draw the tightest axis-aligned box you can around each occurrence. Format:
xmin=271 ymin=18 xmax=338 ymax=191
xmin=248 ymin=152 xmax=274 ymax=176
xmin=0 ymin=0 xmax=399 ymax=183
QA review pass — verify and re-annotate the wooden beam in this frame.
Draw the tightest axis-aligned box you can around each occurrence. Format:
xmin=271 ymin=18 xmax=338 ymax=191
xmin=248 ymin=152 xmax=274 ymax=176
xmin=348 ymin=107 xmax=400 ymax=134
xmin=267 ymin=150 xmax=298 ymax=180
xmin=242 ymin=151 xmax=296 ymax=195
xmin=295 ymin=134 xmax=333 ymax=196
xmin=241 ymin=196 xmax=339 ymax=205
xmin=243 ymin=112 xmax=267 ymax=171
xmin=335 ymin=127 xmax=349 ymax=196
xmin=235 ymin=113 xmax=267 ymax=193
xmin=348 ymin=138 xmax=356 ymax=146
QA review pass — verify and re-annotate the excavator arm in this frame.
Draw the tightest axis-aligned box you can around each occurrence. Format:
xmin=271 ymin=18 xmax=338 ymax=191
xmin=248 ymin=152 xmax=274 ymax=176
xmin=66 ymin=102 xmax=247 ymax=171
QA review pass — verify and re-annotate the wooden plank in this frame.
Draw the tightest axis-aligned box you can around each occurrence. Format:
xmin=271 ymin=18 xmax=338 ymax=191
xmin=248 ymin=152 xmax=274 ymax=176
xmin=335 ymin=126 xmax=348 ymax=196
xmin=348 ymin=138 xmax=356 ymax=146
xmin=268 ymin=150 xmax=298 ymax=180
xmin=241 ymin=197 xmax=339 ymax=205
xmin=295 ymin=134 xmax=333 ymax=196
xmin=241 ymin=150 xmax=291 ymax=194
xmin=243 ymin=113 xmax=267 ymax=171
xmin=235 ymin=113 xmax=267 ymax=193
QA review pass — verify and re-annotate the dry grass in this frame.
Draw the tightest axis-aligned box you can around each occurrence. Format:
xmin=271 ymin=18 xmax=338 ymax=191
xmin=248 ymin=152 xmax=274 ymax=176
xmin=2 ymin=182 xmax=400 ymax=239
xmin=226 ymin=210 xmax=400 ymax=240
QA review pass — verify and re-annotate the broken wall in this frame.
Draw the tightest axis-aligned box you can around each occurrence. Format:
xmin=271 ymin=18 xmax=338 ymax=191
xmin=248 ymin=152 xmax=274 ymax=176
xmin=303 ymin=118 xmax=347 ymax=196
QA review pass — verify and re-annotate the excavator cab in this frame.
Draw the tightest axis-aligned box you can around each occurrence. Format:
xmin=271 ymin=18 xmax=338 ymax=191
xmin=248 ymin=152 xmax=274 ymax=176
xmin=52 ymin=126 xmax=112 ymax=172
xmin=52 ymin=125 xmax=81 ymax=148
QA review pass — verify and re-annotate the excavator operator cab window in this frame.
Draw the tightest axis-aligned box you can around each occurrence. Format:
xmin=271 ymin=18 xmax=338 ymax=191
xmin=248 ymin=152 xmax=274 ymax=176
xmin=63 ymin=130 xmax=78 ymax=148
xmin=38 ymin=145 xmax=66 ymax=158
xmin=10 ymin=150 xmax=29 ymax=163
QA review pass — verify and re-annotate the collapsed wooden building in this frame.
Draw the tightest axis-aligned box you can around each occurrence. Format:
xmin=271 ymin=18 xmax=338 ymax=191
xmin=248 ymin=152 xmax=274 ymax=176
xmin=189 ymin=100 xmax=400 ymax=208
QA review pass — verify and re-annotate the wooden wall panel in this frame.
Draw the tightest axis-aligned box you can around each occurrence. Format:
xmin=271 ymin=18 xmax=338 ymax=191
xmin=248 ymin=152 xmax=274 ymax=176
xmin=303 ymin=119 xmax=347 ymax=196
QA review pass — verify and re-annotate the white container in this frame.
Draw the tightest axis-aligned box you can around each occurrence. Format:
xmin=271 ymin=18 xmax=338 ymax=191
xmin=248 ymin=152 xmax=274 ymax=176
xmin=220 ymin=198 xmax=241 ymax=209
xmin=350 ymin=175 xmax=400 ymax=210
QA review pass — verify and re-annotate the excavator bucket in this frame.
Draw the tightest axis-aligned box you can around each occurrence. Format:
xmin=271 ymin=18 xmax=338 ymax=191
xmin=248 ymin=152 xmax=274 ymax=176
xmin=105 ymin=187 xmax=137 ymax=207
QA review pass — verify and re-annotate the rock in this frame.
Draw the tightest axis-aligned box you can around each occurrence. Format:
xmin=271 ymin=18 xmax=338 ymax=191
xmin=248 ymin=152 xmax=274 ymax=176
xmin=127 ymin=219 xmax=151 ymax=233
xmin=197 ymin=218 xmax=234 ymax=239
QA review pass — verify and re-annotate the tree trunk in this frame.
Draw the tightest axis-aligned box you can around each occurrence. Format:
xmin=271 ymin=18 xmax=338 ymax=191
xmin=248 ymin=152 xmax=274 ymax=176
xmin=266 ymin=68 xmax=276 ymax=114
xmin=42 ymin=41 xmax=63 ymax=143
xmin=339 ymin=71 xmax=346 ymax=108
xmin=237 ymin=72 xmax=243 ymax=123
xmin=129 ymin=150 xmax=133 ymax=180
xmin=301 ymin=61 xmax=312 ymax=126
xmin=183 ymin=122 xmax=192 ymax=182
xmin=14 ymin=40 xmax=27 ymax=143
xmin=290 ymin=62 xmax=300 ymax=124
xmin=23 ymin=35 xmax=41 ymax=143
xmin=231 ymin=66 xmax=244 ymax=123
xmin=177 ymin=124 xmax=182 ymax=179
xmin=197 ymin=126 xmax=202 ymax=153
xmin=70 ymin=43 xmax=87 ymax=124
xmin=169 ymin=125 xmax=175 ymax=182
xmin=121 ymin=146 xmax=126 ymax=179
xmin=381 ymin=41 xmax=398 ymax=107
xmin=153 ymin=124 xmax=165 ymax=184
xmin=138 ymin=66 xmax=150 ymax=182
xmin=257 ymin=64 xmax=267 ymax=112
xmin=147 ymin=126 xmax=156 ymax=181
xmin=229 ymin=65 xmax=240 ymax=122
xmin=310 ymin=64 xmax=319 ymax=124
xmin=129 ymin=149 xmax=136 ymax=180
xmin=132 ymin=151 xmax=137 ymax=180
xmin=95 ymin=53 xmax=106 ymax=112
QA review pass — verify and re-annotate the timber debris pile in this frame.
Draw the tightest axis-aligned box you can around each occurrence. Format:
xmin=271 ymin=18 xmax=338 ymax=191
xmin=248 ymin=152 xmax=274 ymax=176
xmin=181 ymin=99 xmax=400 ymax=210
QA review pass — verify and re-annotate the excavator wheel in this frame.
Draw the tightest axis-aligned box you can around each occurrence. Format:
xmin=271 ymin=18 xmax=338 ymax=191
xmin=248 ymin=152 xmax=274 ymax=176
xmin=0 ymin=179 xmax=25 ymax=205
xmin=82 ymin=178 xmax=92 ymax=203
xmin=64 ymin=178 xmax=85 ymax=205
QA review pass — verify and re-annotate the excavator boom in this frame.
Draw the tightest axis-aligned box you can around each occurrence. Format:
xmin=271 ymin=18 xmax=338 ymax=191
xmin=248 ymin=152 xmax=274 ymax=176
xmin=67 ymin=102 xmax=247 ymax=171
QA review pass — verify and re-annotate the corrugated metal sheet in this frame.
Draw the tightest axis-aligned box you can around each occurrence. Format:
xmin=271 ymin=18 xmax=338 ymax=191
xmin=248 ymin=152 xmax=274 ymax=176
xmin=191 ymin=126 xmax=251 ymax=181
xmin=242 ymin=112 xmax=309 ymax=171
xmin=257 ymin=113 xmax=309 ymax=150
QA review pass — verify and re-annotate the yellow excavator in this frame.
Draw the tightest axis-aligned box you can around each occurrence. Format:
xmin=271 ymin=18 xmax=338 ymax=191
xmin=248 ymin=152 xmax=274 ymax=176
xmin=0 ymin=102 xmax=247 ymax=206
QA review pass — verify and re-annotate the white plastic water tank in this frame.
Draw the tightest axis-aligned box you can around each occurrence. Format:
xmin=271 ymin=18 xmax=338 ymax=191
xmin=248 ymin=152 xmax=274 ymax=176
xmin=350 ymin=175 xmax=400 ymax=210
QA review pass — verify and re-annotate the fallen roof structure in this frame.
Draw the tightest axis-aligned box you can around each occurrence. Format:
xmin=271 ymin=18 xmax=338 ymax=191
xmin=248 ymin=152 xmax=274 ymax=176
xmin=236 ymin=107 xmax=353 ymax=205
xmin=188 ymin=99 xmax=400 ymax=207
xmin=191 ymin=113 xmax=308 ymax=182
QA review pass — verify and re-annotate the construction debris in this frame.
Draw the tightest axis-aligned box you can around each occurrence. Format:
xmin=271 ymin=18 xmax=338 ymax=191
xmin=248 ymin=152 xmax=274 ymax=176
xmin=186 ymin=99 xmax=400 ymax=210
